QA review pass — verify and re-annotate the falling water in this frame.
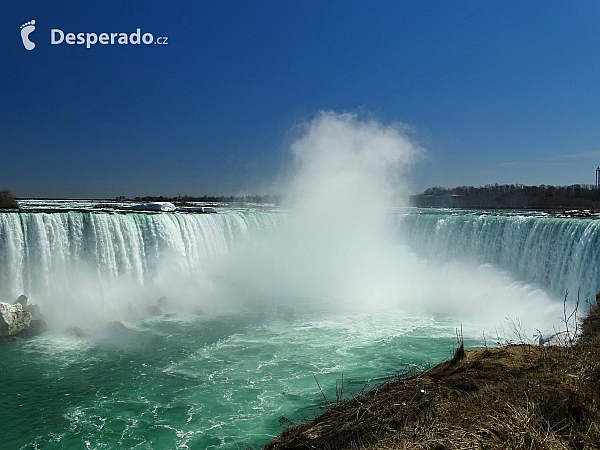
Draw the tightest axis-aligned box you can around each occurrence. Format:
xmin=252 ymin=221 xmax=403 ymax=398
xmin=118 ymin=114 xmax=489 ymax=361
xmin=398 ymin=210 xmax=600 ymax=302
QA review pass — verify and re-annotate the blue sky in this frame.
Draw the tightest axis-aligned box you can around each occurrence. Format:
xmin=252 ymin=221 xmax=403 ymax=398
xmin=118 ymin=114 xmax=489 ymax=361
xmin=2 ymin=1 xmax=600 ymax=198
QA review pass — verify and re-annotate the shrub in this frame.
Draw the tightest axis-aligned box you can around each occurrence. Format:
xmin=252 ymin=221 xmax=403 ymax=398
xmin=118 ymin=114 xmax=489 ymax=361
xmin=0 ymin=189 xmax=19 ymax=209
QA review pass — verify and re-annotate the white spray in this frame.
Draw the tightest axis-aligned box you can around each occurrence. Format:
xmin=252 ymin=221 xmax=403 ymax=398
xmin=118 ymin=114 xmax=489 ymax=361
xmin=207 ymin=111 xmax=564 ymax=336
xmin=0 ymin=111 xmax=566 ymax=338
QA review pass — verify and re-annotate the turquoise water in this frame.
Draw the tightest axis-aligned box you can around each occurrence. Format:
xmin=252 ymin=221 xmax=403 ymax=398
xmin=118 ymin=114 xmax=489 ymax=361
xmin=3 ymin=205 xmax=599 ymax=448
xmin=0 ymin=309 xmax=472 ymax=449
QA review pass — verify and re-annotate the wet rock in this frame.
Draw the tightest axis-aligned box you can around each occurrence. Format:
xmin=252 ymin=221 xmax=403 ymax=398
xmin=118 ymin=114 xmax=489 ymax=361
xmin=147 ymin=305 xmax=162 ymax=316
xmin=14 ymin=295 xmax=28 ymax=306
xmin=24 ymin=319 xmax=48 ymax=337
xmin=157 ymin=296 xmax=171 ymax=309
xmin=106 ymin=321 xmax=128 ymax=331
xmin=13 ymin=295 xmax=44 ymax=320
xmin=0 ymin=302 xmax=31 ymax=337
xmin=67 ymin=326 xmax=86 ymax=337
xmin=24 ymin=304 xmax=42 ymax=320
xmin=0 ymin=299 xmax=47 ymax=342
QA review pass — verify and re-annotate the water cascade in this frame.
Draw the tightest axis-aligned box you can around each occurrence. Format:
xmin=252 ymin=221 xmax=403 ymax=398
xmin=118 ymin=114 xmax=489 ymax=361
xmin=398 ymin=211 xmax=600 ymax=302
xmin=0 ymin=210 xmax=280 ymax=323
xmin=2 ymin=112 xmax=599 ymax=448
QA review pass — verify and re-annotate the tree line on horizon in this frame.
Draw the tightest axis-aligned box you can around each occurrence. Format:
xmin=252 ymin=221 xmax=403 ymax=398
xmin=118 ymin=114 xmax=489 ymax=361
xmin=412 ymin=183 xmax=600 ymax=209
xmin=131 ymin=194 xmax=283 ymax=205
xmin=4 ymin=184 xmax=600 ymax=210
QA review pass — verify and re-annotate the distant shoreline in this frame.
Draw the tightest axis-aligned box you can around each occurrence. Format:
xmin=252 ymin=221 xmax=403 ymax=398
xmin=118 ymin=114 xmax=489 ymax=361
xmin=411 ymin=183 xmax=600 ymax=209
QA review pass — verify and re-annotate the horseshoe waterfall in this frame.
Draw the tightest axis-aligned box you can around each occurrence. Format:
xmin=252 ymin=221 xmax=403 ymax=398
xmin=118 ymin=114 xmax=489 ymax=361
xmin=1 ymin=205 xmax=599 ymax=449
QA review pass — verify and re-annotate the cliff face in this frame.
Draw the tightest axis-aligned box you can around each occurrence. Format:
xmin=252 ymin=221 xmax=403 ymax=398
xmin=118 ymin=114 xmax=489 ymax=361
xmin=265 ymin=302 xmax=600 ymax=450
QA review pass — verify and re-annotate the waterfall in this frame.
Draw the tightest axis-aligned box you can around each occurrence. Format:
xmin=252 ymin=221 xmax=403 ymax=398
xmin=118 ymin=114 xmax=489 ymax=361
xmin=1 ymin=207 xmax=598 ymax=325
xmin=0 ymin=210 xmax=280 ymax=315
xmin=398 ymin=211 xmax=600 ymax=302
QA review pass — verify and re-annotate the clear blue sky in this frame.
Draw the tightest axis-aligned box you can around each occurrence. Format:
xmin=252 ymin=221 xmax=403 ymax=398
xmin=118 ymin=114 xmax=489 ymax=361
xmin=2 ymin=1 xmax=600 ymax=198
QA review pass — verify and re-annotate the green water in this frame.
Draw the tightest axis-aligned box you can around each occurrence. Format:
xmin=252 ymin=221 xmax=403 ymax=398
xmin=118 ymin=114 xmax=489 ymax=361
xmin=0 ymin=309 xmax=476 ymax=449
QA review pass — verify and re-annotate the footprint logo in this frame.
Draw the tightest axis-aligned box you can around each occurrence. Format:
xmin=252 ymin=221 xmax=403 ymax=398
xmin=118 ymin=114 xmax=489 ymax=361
xmin=20 ymin=20 xmax=36 ymax=50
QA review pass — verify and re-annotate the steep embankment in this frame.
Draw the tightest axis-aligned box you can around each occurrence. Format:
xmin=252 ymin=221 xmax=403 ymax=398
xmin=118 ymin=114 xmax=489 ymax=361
xmin=265 ymin=302 xmax=600 ymax=450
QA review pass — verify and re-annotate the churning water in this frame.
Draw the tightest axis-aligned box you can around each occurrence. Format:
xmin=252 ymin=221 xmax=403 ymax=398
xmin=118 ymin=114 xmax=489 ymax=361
xmin=2 ymin=113 xmax=598 ymax=448
xmin=1 ymin=205 xmax=599 ymax=449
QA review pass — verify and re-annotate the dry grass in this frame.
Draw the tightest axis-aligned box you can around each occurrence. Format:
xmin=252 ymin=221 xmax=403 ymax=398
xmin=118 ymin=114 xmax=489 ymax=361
xmin=264 ymin=298 xmax=600 ymax=450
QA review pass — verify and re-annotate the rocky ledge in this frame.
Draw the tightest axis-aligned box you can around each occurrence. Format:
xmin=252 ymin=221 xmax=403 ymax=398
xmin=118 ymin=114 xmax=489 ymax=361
xmin=0 ymin=295 xmax=47 ymax=343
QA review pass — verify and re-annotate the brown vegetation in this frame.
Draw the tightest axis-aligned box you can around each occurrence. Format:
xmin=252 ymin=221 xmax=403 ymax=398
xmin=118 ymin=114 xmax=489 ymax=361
xmin=265 ymin=299 xmax=600 ymax=449
xmin=0 ymin=189 xmax=18 ymax=209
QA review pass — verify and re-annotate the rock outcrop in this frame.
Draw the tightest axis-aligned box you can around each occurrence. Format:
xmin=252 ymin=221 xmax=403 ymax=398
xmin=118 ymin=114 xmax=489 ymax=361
xmin=0 ymin=302 xmax=32 ymax=336
xmin=106 ymin=321 xmax=128 ymax=331
xmin=66 ymin=326 xmax=86 ymax=337
xmin=147 ymin=305 xmax=162 ymax=316
xmin=157 ymin=296 xmax=171 ymax=309
xmin=25 ymin=319 xmax=48 ymax=337
xmin=0 ymin=295 xmax=47 ymax=342
xmin=24 ymin=303 xmax=42 ymax=320
xmin=14 ymin=294 xmax=28 ymax=306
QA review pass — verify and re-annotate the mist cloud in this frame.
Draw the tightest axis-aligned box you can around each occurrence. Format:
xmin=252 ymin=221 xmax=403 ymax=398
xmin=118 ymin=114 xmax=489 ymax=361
xmin=207 ymin=111 xmax=562 ymax=337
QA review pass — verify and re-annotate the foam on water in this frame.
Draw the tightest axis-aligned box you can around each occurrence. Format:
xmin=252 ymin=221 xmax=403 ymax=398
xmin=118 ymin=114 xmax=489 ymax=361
xmin=1 ymin=309 xmax=473 ymax=449
xmin=1 ymin=112 xmax=599 ymax=448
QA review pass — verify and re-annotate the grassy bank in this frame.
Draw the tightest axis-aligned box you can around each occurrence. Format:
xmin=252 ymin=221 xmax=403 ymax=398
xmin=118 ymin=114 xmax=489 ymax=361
xmin=265 ymin=301 xmax=600 ymax=449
